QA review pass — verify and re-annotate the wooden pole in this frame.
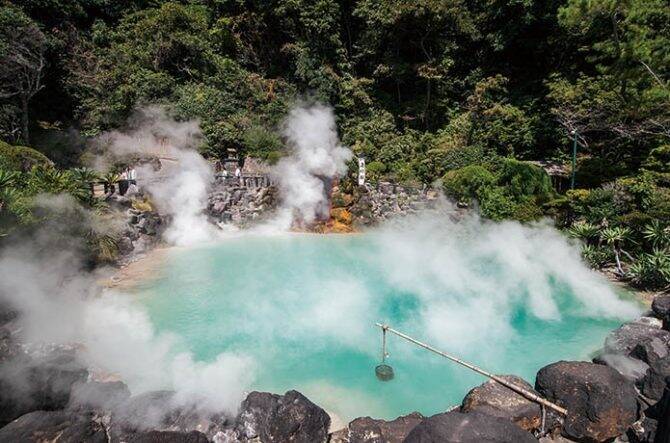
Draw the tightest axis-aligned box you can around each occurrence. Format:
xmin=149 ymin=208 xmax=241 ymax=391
xmin=375 ymin=323 xmax=568 ymax=416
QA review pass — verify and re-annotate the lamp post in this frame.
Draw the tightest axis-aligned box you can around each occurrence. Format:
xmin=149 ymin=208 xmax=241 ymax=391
xmin=570 ymin=129 xmax=578 ymax=190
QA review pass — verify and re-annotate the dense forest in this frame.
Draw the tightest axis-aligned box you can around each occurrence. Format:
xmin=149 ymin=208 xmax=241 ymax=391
xmin=0 ymin=0 xmax=669 ymax=287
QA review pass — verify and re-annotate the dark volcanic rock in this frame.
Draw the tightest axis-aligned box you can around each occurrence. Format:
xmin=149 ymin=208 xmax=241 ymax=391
xmin=332 ymin=412 xmax=425 ymax=443
xmin=604 ymin=321 xmax=670 ymax=366
xmin=460 ymin=375 xmax=541 ymax=432
xmin=68 ymin=380 xmax=131 ymax=411
xmin=125 ymin=430 xmax=210 ymax=442
xmin=535 ymin=361 xmax=637 ymax=442
xmin=402 ymin=410 xmax=537 ymax=443
xmin=0 ymin=300 xmax=16 ymax=326
xmin=0 ymin=349 xmax=88 ymax=426
xmin=236 ymin=390 xmax=330 ymax=443
xmin=0 ymin=410 xmax=108 ymax=442
xmin=642 ymin=356 xmax=670 ymax=401
xmin=653 ymin=294 xmax=670 ymax=319
xmin=627 ymin=416 xmax=658 ymax=443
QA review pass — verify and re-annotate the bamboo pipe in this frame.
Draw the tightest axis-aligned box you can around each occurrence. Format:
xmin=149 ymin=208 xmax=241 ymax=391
xmin=375 ymin=323 xmax=568 ymax=416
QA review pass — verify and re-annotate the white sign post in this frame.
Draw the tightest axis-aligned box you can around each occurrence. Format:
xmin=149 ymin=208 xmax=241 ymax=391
xmin=358 ymin=156 xmax=366 ymax=186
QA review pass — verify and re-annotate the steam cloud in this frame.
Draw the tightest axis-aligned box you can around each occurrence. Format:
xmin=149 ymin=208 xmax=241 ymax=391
xmin=272 ymin=103 xmax=352 ymax=229
xmin=0 ymin=195 xmax=254 ymax=418
xmin=92 ymin=106 xmax=217 ymax=246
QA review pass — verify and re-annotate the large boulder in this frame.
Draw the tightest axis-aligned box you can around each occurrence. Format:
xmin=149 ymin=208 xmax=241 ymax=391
xmin=402 ymin=410 xmax=537 ymax=443
xmin=331 ymin=412 xmax=425 ymax=443
xmin=535 ymin=361 xmax=638 ymax=442
xmin=642 ymin=356 xmax=670 ymax=401
xmin=236 ymin=390 xmax=330 ymax=443
xmin=653 ymin=294 xmax=670 ymax=319
xmin=0 ymin=410 xmax=108 ymax=442
xmin=68 ymin=380 xmax=131 ymax=412
xmin=460 ymin=375 xmax=541 ymax=432
xmin=0 ymin=349 xmax=88 ymax=426
xmin=604 ymin=321 xmax=670 ymax=367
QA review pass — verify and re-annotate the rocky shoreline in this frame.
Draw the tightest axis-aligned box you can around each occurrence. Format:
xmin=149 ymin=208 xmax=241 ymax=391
xmin=1 ymin=292 xmax=669 ymax=442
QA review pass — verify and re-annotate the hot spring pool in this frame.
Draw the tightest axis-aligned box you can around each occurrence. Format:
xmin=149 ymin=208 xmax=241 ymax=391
xmin=132 ymin=230 xmax=639 ymax=420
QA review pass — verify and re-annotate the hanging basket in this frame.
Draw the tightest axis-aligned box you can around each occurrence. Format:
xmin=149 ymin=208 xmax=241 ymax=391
xmin=375 ymin=364 xmax=394 ymax=381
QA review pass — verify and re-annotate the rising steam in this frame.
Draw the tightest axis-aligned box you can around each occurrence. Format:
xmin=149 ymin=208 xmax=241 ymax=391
xmin=272 ymin=103 xmax=352 ymax=229
xmin=0 ymin=195 xmax=254 ymax=416
xmin=92 ymin=106 xmax=217 ymax=246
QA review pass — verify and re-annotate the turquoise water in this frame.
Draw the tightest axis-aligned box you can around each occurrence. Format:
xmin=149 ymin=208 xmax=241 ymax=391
xmin=134 ymin=233 xmax=635 ymax=420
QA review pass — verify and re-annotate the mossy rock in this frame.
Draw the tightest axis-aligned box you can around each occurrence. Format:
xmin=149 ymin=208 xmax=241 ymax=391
xmin=0 ymin=141 xmax=53 ymax=171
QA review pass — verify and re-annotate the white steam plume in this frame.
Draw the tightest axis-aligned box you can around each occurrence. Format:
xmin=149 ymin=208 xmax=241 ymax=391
xmin=272 ymin=103 xmax=352 ymax=229
xmin=92 ymin=106 xmax=217 ymax=246
xmin=0 ymin=195 xmax=253 ymax=415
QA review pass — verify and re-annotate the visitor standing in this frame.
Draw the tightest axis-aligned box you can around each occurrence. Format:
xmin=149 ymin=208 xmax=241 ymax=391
xmin=235 ymin=166 xmax=241 ymax=184
xmin=128 ymin=166 xmax=137 ymax=185
xmin=118 ymin=169 xmax=129 ymax=195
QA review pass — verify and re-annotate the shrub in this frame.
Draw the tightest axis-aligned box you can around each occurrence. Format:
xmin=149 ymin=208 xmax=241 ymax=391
xmin=581 ymin=244 xmax=614 ymax=268
xmin=643 ymin=145 xmax=670 ymax=172
xmin=242 ymin=124 xmax=283 ymax=158
xmin=0 ymin=141 xmax=52 ymax=171
xmin=366 ymin=161 xmax=386 ymax=180
xmin=442 ymin=165 xmax=497 ymax=202
xmin=497 ymin=159 xmax=553 ymax=201
xmin=512 ymin=199 xmax=544 ymax=222
xmin=629 ymin=250 xmax=670 ymax=289
xmin=478 ymin=186 xmax=516 ymax=220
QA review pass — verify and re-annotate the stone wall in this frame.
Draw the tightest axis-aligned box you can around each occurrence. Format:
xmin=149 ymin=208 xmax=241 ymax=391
xmin=207 ymin=176 xmax=278 ymax=227
xmin=345 ymin=182 xmax=441 ymax=226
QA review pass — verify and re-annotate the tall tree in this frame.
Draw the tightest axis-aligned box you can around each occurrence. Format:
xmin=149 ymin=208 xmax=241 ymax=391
xmin=0 ymin=5 xmax=47 ymax=144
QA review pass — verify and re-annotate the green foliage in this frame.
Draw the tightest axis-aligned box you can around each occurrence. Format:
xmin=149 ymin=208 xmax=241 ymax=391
xmin=242 ymin=125 xmax=284 ymax=159
xmin=581 ymin=244 xmax=614 ymax=268
xmin=643 ymin=145 xmax=670 ymax=172
xmin=0 ymin=141 xmax=53 ymax=171
xmin=497 ymin=160 xmax=554 ymax=201
xmin=442 ymin=160 xmax=554 ymax=221
xmin=629 ymin=249 xmax=670 ymax=289
xmin=643 ymin=220 xmax=670 ymax=249
xmin=365 ymin=161 xmax=387 ymax=180
xmin=568 ymin=222 xmax=599 ymax=243
xmin=442 ymin=165 xmax=496 ymax=203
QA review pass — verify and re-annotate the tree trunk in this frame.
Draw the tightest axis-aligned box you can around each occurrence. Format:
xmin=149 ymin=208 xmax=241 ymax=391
xmin=20 ymin=95 xmax=30 ymax=145
xmin=613 ymin=246 xmax=624 ymax=275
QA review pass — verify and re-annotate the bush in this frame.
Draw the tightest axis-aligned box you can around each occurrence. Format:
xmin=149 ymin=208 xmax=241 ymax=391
xmin=581 ymin=244 xmax=614 ymax=268
xmin=442 ymin=165 xmax=497 ymax=202
xmin=629 ymin=250 xmax=670 ymax=289
xmin=242 ymin=124 xmax=284 ymax=157
xmin=0 ymin=141 xmax=53 ymax=171
xmin=643 ymin=145 xmax=670 ymax=172
xmin=365 ymin=161 xmax=386 ymax=180
xmin=497 ymin=159 xmax=553 ymax=201
xmin=478 ymin=186 xmax=516 ymax=220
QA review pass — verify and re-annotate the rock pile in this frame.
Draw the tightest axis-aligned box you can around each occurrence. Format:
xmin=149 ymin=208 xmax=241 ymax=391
xmin=117 ymin=207 xmax=165 ymax=258
xmin=207 ymin=178 xmax=277 ymax=227
xmin=347 ymin=182 xmax=439 ymax=226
